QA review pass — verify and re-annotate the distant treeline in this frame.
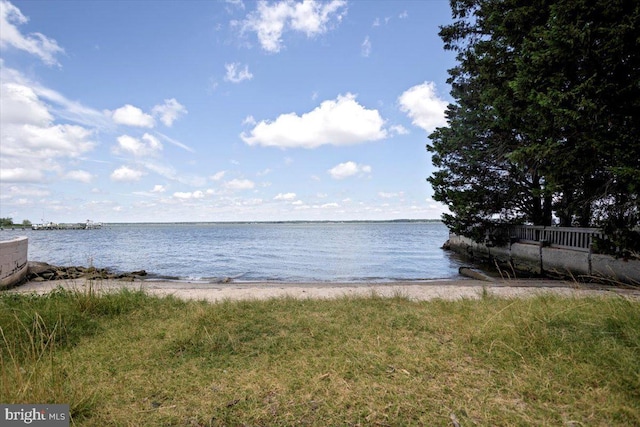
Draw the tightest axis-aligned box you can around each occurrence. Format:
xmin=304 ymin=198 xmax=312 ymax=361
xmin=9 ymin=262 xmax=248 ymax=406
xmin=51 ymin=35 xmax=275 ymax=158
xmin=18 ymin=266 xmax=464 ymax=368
xmin=0 ymin=218 xmax=31 ymax=228
xmin=102 ymin=219 xmax=443 ymax=226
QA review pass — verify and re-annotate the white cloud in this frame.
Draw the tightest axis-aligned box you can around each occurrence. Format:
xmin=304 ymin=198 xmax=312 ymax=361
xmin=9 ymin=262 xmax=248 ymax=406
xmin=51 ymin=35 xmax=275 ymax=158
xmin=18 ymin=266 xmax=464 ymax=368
xmin=1 ymin=82 xmax=52 ymax=125
xmin=3 ymin=185 xmax=49 ymax=197
xmin=136 ymin=159 xmax=206 ymax=187
xmin=154 ymin=131 xmax=194 ymax=153
xmin=173 ymin=191 xmax=205 ymax=200
xmin=210 ymin=171 xmax=226 ymax=181
xmin=240 ymin=0 xmax=347 ymax=53
xmin=111 ymin=104 xmax=155 ymax=128
xmin=223 ymin=178 xmax=255 ymax=191
xmin=152 ymin=98 xmax=187 ymax=127
xmin=242 ymin=115 xmax=256 ymax=126
xmin=398 ymin=82 xmax=448 ymax=132
xmin=0 ymin=1 xmax=64 ymax=66
xmin=114 ymin=133 xmax=163 ymax=157
xmin=321 ymin=202 xmax=339 ymax=209
xmin=361 ymin=36 xmax=371 ymax=57
xmin=0 ymin=68 xmax=103 ymax=190
xmin=328 ymin=161 xmax=372 ymax=179
xmin=151 ymin=184 xmax=166 ymax=193
xmin=110 ymin=166 xmax=144 ymax=182
xmin=0 ymin=80 xmax=96 ymax=162
xmin=389 ymin=124 xmax=409 ymax=135
xmin=1 ymin=121 xmax=96 ymax=168
xmin=274 ymin=192 xmax=296 ymax=201
xmin=0 ymin=167 xmax=44 ymax=183
xmin=1 ymin=65 xmax=111 ymax=129
xmin=224 ymin=62 xmax=253 ymax=83
xmin=226 ymin=0 xmax=245 ymax=10
xmin=241 ymin=93 xmax=387 ymax=148
xmin=378 ymin=191 xmax=404 ymax=199
xmin=64 ymin=169 xmax=93 ymax=183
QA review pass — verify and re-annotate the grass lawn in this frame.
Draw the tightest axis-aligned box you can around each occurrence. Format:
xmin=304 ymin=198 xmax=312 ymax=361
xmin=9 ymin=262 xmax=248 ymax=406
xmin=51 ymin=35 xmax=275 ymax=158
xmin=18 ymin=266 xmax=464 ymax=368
xmin=1 ymin=286 xmax=639 ymax=426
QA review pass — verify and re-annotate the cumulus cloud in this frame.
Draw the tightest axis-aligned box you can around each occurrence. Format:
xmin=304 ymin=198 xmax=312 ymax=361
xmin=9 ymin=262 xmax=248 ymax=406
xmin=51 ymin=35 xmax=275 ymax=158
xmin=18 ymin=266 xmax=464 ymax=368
xmin=224 ymin=63 xmax=253 ymax=83
xmin=327 ymin=161 xmax=371 ymax=179
xmin=111 ymin=104 xmax=155 ymax=128
xmin=110 ymin=166 xmax=144 ymax=182
xmin=152 ymin=98 xmax=187 ymax=127
xmin=0 ymin=167 xmax=44 ymax=183
xmin=1 ymin=82 xmax=52 ymax=125
xmin=1 ymin=65 xmax=111 ymax=129
xmin=1 ymin=116 xmax=95 ymax=174
xmin=241 ymin=93 xmax=387 ymax=148
xmin=64 ymin=169 xmax=93 ymax=183
xmin=0 ymin=0 xmax=64 ymax=66
xmin=223 ymin=178 xmax=255 ymax=191
xmin=274 ymin=192 xmax=296 ymax=201
xmin=0 ymin=68 xmax=103 ymax=189
xmin=239 ymin=0 xmax=347 ymax=53
xmin=114 ymin=133 xmax=163 ymax=157
xmin=151 ymin=184 xmax=166 ymax=193
xmin=398 ymin=82 xmax=448 ymax=132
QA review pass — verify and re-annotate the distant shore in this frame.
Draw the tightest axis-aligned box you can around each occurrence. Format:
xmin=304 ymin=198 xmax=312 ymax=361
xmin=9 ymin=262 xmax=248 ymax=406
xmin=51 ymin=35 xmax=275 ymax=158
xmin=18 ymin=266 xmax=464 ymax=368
xmin=9 ymin=277 xmax=639 ymax=302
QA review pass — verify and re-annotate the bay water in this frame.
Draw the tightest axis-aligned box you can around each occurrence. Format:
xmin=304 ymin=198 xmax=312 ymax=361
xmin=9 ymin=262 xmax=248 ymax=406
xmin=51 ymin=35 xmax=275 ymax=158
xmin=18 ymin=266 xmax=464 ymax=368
xmin=1 ymin=221 xmax=464 ymax=283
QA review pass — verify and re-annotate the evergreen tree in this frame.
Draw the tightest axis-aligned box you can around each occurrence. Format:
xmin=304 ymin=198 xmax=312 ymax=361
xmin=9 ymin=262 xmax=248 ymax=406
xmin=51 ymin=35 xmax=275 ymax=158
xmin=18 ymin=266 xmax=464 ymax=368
xmin=429 ymin=0 xmax=640 ymax=249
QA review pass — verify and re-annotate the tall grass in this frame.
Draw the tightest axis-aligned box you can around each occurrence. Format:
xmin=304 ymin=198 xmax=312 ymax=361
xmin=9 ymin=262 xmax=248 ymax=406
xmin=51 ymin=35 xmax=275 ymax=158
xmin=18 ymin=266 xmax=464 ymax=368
xmin=1 ymin=287 xmax=638 ymax=425
xmin=0 ymin=285 xmax=164 ymax=419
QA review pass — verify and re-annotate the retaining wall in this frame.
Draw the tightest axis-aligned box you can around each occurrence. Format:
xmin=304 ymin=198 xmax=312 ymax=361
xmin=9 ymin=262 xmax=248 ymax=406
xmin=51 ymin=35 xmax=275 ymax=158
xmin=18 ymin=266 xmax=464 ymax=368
xmin=447 ymin=234 xmax=640 ymax=284
xmin=0 ymin=236 xmax=29 ymax=290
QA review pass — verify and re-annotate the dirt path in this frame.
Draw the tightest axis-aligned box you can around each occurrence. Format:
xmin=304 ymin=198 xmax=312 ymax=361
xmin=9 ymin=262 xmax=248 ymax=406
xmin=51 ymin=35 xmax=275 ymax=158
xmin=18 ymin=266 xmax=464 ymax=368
xmin=7 ymin=278 xmax=639 ymax=302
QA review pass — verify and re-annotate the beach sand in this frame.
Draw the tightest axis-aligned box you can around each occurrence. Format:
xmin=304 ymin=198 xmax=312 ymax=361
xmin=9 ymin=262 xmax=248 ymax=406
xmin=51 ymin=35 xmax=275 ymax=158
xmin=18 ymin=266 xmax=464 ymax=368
xmin=8 ymin=277 xmax=639 ymax=301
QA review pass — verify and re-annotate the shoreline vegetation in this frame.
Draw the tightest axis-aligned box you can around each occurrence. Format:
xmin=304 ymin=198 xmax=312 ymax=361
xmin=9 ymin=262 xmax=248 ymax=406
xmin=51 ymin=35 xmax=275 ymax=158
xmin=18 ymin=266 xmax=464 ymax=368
xmin=1 ymin=282 xmax=638 ymax=425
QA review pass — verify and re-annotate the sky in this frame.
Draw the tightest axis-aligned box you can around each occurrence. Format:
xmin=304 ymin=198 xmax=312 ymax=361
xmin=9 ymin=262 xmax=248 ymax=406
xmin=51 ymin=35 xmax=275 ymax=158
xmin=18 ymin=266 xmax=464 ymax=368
xmin=0 ymin=0 xmax=456 ymax=223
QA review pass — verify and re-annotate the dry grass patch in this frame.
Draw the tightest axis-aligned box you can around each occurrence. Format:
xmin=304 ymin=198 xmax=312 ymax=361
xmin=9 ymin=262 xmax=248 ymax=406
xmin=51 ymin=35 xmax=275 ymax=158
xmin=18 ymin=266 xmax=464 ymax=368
xmin=1 ymin=288 xmax=638 ymax=425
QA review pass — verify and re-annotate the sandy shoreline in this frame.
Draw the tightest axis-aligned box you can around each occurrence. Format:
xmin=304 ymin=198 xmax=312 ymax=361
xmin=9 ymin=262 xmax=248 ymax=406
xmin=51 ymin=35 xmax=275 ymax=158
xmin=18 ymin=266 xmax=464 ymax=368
xmin=7 ymin=277 xmax=639 ymax=302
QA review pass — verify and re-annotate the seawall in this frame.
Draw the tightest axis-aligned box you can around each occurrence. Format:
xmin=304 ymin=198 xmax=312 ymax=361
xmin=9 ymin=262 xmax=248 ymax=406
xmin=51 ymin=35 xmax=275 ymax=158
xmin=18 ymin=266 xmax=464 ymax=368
xmin=446 ymin=233 xmax=640 ymax=284
xmin=0 ymin=236 xmax=29 ymax=290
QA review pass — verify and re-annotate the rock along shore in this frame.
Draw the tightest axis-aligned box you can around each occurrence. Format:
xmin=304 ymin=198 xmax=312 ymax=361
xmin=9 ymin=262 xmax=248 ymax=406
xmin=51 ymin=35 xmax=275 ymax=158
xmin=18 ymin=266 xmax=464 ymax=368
xmin=26 ymin=261 xmax=147 ymax=283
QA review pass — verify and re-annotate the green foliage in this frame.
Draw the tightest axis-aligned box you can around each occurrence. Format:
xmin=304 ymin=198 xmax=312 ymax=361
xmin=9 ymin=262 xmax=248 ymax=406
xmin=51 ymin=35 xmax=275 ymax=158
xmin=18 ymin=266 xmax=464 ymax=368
xmin=0 ymin=217 xmax=13 ymax=227
xmin=429 ymin=0 xmax=640 ymax=243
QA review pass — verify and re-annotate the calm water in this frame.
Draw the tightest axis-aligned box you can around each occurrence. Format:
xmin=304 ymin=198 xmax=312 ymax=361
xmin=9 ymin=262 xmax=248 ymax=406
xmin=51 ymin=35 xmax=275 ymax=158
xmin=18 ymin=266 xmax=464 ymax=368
xmin=1 ymin=222 xmax=463 ymax=282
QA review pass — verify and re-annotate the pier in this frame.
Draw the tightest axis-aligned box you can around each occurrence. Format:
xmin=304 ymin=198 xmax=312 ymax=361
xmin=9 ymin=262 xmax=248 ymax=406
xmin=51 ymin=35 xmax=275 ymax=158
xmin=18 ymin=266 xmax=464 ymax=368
xmin=31 ymin=220 xmax=102 ymax=230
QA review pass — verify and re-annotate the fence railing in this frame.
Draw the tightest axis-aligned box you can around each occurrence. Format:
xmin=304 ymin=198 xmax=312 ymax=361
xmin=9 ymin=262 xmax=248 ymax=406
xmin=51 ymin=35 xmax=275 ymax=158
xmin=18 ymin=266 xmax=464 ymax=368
xmin=510 ymin=225 xmax=606 ymax=252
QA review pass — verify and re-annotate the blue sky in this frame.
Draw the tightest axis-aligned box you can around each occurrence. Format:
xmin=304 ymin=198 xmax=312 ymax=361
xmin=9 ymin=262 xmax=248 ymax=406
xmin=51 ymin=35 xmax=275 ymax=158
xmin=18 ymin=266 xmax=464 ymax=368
xmin=0 ymin=0 xmax=455 ymax=223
